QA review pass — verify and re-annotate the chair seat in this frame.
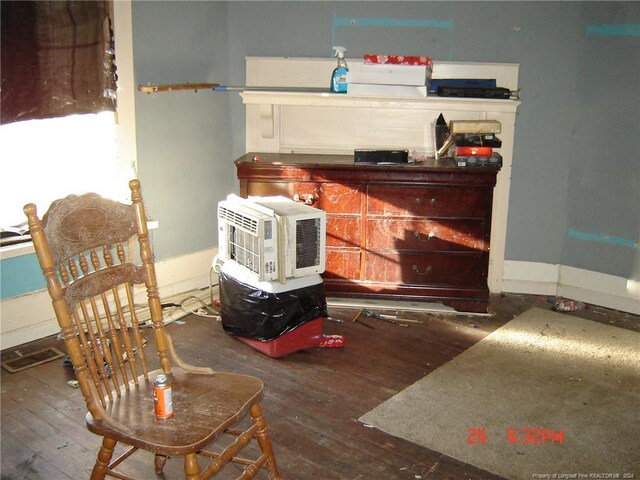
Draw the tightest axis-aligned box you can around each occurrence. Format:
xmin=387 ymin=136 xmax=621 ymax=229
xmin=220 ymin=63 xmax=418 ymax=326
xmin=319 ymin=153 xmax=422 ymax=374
xmin=86 ymin=367 xmax=264 ymax=455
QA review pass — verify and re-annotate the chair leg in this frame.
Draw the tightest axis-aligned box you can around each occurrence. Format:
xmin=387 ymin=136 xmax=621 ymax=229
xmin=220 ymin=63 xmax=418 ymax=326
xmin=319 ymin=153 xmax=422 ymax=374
xmin=90 ymin=437 xmax=117 ymax=480
xmin=250 ymin=403 xmax=281 ymax=480
xmin=184 ymin=452 xmax=200 ymax=480
xmin=155 ymin=454 xmax=168 ymax=474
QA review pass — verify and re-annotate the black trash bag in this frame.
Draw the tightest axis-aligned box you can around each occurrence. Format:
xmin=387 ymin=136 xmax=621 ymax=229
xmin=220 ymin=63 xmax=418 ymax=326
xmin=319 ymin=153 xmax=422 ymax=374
xmin=219 ymin=271 xmax=328 ymax=341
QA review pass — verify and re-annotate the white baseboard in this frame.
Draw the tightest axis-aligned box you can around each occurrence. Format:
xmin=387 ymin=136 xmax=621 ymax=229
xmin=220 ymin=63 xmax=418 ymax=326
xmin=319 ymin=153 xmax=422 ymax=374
xmin=502 ymin=260 xmax=640 ymax=315
xmin=2 ymin=254 xmax=636 ymax=350
xmin=501 ymin=261 xmax=560 ymax=296
xmin=0 ymin=247 xmax=218 ymax=350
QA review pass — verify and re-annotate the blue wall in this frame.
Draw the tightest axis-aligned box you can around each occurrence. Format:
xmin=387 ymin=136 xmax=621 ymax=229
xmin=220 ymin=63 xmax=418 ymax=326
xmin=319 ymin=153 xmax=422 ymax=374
xmin=3 ymin=1 xmax=638 ymax=301
xmin=221 ymin=1 xmax=639 ymax=279
xmin=132 ymin=1 xmax=234 ymax=261
xmin=0 ymin=254 xmax=44 ymax=299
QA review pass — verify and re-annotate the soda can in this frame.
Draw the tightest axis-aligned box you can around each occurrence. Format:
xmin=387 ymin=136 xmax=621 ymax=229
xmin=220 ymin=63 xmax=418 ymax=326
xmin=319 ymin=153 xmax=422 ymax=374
xmin=152 ymin=374 xmax=173 ymax=419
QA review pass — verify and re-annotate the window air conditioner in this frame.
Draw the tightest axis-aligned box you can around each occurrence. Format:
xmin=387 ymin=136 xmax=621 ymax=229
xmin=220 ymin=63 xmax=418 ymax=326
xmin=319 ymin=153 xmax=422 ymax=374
xmin=217 ymin=194 xmax=326 ymax=283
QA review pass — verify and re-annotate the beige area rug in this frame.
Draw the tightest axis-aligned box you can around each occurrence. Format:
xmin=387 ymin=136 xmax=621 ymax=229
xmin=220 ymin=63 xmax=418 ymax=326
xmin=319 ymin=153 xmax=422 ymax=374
xmin=359 ymin=308 xmax=640 ymax=479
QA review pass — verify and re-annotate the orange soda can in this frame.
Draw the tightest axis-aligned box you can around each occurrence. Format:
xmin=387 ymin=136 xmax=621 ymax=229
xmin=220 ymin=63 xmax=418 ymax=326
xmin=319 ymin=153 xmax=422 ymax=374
xmin=153 ymin=374 xmax=173 ymax=419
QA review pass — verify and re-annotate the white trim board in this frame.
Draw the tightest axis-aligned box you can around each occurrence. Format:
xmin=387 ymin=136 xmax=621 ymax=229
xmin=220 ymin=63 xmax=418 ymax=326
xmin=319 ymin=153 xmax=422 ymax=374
xmin=502 ymin=260 xmax=640 ymax=315
xmin=327 ymin=297 xmax=492 ymax=317
xmin=0 ymin=248 xmax=217 ymax=350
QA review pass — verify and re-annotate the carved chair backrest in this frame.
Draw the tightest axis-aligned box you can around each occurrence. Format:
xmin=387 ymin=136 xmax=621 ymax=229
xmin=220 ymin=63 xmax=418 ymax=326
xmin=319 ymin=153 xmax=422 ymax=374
xmin=24 ymin=180 xmax=171 ymax=421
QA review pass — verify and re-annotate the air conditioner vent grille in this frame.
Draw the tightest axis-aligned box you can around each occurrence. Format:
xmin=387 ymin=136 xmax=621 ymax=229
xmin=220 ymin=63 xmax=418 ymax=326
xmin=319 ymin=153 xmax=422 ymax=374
xmin=218 ymin=206 xmax=259 ymax=235
xmin=296 ymin=218 xmax=321 ymax=269
xmin=228 ymin=226 xmax=260 ymax=274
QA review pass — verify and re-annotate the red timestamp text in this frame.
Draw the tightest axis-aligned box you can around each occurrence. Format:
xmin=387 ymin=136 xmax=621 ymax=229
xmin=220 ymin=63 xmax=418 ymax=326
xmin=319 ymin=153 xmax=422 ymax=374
xmin=466 ymin=427 xmax=564 ymax=445
xmin=507 ymin=427 xmax=564 ymax=445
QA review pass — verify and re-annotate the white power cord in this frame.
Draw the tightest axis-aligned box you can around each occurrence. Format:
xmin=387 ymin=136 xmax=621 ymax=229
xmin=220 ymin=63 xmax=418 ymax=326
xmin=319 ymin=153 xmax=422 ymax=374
xmin=139 ymin=257 xmax=223 ymax=327
xmin=177 ymin=295 xmax=218 ymax=319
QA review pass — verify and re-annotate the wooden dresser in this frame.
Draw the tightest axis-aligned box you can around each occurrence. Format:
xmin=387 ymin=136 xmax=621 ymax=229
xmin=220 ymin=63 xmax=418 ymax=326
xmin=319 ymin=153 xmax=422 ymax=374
xmin=236 ymin=152 xmax=500 ymax=313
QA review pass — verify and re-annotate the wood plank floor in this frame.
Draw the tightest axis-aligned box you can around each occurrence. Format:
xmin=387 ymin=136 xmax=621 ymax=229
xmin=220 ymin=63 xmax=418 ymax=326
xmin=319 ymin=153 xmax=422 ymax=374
xmin=2 ymin=293 xmax=638 ymax=479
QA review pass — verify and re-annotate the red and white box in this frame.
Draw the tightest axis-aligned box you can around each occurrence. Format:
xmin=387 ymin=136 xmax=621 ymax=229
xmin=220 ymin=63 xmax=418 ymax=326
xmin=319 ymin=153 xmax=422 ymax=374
xmin=363 ymin=54 xmax=432 ymax=68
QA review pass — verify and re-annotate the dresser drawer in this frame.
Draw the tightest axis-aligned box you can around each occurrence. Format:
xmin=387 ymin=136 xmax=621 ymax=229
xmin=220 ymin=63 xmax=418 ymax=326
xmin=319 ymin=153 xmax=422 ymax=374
xmin=325 ymin=249 xmax=361 ymax=280
xmin=327 ymin=216 xmax=360 ymax=248
xmin=245 ymin=181 xmax=361 ymax=214
xmin=366 ymin=218 xmax=487 ymax=252
xmin=367 ymin=185 xmax=489 ymax=218
xmin=364 ymin=251 xmax=488 ymax=286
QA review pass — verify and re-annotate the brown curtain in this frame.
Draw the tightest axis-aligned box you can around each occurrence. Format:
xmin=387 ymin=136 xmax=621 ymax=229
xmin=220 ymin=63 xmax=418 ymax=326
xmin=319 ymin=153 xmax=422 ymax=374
xmin=1 ymin=1 xmax=116 ymax=125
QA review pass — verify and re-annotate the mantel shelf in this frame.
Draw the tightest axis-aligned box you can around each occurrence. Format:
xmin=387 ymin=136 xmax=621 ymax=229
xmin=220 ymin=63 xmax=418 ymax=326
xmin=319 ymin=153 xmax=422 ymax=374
xmin=240 ymin=90 xmax=521 ymax=113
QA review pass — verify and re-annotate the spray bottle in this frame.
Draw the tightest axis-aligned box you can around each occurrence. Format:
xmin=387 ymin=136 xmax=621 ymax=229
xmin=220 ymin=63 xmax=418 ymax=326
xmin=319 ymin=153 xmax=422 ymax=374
xmin=330 ymin=46 xmax=348 ymax=94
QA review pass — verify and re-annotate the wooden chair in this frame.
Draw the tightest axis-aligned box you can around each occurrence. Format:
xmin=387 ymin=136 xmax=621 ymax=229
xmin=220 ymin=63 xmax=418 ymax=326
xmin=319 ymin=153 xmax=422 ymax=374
xmin=24 ymin=180 xmax=281 ymax=480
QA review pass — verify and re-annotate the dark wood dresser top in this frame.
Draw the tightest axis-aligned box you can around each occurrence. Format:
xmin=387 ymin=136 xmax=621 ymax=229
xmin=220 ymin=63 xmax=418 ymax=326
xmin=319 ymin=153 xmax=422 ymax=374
xmin=235 ymin=152 xmax=499 ymax=187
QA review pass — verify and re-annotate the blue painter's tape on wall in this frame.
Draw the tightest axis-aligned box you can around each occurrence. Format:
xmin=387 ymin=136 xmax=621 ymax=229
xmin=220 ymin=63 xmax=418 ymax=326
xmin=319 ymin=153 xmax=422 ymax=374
xmin=586 ymin=24 xmax=640 ymax=37
xmin=568 ymin=228 xmax=640 ymax=250
xmin=331 ymin=14 xmax=455 ymax=60
xmin=333 ymin=16 xmax=453 ymax=30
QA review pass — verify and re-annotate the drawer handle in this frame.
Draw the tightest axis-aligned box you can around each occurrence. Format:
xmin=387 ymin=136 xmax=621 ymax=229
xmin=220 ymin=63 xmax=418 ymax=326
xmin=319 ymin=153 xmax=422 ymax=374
xmin=293 ymin=193 xmax=315 ymax=205
xmin=412 ymin=264 xmax=433 ymax=275
xmin=416 ymin=197 xmax=437 ymax=206
xmin=414 ymin=231 xmax=436 ymax=242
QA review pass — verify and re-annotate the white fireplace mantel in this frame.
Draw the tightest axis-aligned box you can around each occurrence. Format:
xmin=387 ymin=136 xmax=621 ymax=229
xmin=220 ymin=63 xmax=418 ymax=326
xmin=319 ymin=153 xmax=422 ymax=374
xmin=241 ymin=57 xmax=521 ymax=293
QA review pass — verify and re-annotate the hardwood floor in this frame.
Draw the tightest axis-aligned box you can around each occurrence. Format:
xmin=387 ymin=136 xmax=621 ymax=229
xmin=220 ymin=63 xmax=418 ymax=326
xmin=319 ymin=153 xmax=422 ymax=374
xmin=2 ymin=293 xmax=638 ymax=479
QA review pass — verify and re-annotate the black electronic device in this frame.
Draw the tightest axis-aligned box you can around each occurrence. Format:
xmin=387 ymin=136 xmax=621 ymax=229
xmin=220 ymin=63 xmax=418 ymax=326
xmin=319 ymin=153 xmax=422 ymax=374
xmin=454 ymin=133 xmax=502 ymax=148
xmin=354 ymin=149 xmax=409 ymax=164
xmin=436 ymin=86 xmax=511 ymax=100
xmin=455 ymin=152 xmax=503 ymax=168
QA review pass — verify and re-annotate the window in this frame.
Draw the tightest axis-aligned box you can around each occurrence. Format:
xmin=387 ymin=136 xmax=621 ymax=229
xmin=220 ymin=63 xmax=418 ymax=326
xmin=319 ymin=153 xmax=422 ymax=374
xmin=0 ymin=112 xmax=131 ymax=227
xmin=1 ymin=1 xmax=133 ymax=235
xmin=1 ymin=1 xmax=116 ymax=124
